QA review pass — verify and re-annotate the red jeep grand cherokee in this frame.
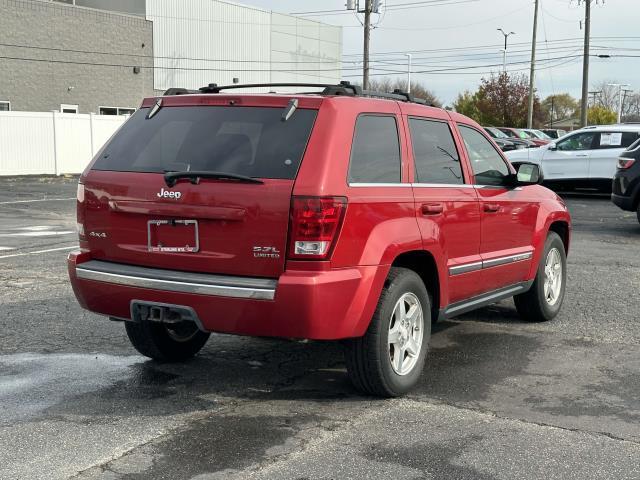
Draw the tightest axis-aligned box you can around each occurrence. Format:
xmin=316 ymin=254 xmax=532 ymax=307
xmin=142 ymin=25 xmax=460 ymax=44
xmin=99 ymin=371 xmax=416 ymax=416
xmin=68 ymin=82 xmax=571 ymax=397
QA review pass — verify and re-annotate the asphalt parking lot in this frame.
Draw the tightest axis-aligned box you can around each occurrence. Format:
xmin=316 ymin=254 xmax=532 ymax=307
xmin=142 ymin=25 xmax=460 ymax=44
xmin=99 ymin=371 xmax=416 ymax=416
xmin=0 ymin=176 xmax=639 ymax=480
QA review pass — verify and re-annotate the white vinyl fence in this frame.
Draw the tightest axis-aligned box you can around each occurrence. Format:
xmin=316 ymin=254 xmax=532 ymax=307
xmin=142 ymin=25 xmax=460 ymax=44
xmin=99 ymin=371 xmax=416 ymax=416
xmin=0 ymin=111 xmax=128 ymax=176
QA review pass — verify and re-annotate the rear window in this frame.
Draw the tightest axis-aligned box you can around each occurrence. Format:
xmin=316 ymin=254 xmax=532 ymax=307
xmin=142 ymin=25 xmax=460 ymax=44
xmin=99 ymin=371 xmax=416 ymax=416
xmin=92 ymin=106 xmax=317 ymax=180
xmin=627 ymin=138 xmax=640 ymax=151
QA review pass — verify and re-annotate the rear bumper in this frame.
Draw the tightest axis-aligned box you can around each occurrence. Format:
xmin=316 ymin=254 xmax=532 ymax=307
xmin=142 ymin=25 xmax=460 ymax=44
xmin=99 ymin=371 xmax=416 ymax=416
xmin=611 ymin=193 xmax=634 ymax=211
xmin=68 ymin=252 xmax=388 ymax=340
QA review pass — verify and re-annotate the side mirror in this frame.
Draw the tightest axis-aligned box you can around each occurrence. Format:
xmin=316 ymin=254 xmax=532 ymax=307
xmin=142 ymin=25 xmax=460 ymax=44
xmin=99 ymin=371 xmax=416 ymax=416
xmin=513 ymin=162 xmax=543 ymax=185
xmin=548 ymin=143 xmax=557 ymax=151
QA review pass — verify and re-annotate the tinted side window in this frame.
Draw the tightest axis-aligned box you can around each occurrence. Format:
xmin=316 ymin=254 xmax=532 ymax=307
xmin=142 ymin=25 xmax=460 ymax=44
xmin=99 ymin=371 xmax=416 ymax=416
xmin=556 ymin=132 xmax=596 ymax=151
xmin=349 ymin=115 xmax=401 ymax=183
xmin=596 ymin=132 xmax=640 ymax=149
xmin=459 ymin=125 xmax=510 ymax=186
xmin=409 ymin=118 xmax=464 ymax=184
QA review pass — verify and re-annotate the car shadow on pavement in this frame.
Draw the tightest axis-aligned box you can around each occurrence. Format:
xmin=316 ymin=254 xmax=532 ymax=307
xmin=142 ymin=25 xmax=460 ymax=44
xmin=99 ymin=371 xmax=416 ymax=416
xmin=39 ymin=312 xmax=540 ymax=422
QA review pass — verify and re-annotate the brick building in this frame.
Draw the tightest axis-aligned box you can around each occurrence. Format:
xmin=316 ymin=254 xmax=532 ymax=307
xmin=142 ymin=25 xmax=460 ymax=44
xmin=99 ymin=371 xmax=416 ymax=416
xmin=0 ymin=0 xmax=155 ymax=114
xmin=0 ymin=0 xmax=343 ymax=115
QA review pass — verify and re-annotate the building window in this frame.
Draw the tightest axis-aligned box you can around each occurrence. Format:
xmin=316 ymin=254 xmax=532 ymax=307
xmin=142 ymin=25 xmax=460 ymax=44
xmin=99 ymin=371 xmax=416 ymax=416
xmin=61 ymin=104 xmax=79 ymax=114
xmin=99 ymin=106 xmax=136 ymax=116
xmin=0 ymin=101 xmax=10 ymax=111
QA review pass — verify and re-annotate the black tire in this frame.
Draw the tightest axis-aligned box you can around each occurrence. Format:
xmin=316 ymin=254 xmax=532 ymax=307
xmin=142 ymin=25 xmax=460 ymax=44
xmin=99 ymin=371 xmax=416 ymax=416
xmin=124 ymin=320 xmax=210 ymax=361
xmin=514 ymin=232 xmax=567 ymax=322
xmin=345 ymin=267 xmax=431 ymax=397
xmin=636 ymin=202 xmax=640 ymax=225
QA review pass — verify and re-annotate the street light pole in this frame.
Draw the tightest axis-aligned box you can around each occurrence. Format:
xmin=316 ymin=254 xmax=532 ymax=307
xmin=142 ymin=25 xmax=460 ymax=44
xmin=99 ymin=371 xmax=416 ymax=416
xmin=497 ymin=28 xmax=515 ymax=74
xmin=405 ymin=53 xmax=412 ymax=93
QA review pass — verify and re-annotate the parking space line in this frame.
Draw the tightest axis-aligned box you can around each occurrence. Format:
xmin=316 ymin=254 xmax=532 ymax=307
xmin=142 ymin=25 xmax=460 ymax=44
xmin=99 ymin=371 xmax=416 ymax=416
xmin=0 ymin=231 xmax=75 ymax=238
xmin=0 ymin=198 xmax=75 ymax=205
xmin=0 ymin=245 xmax=78 ymax=259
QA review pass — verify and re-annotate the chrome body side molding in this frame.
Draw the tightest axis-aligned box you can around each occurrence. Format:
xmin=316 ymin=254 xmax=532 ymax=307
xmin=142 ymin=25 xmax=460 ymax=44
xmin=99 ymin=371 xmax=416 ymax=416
xmin=449 ymin=251 xmax=533 ymax=276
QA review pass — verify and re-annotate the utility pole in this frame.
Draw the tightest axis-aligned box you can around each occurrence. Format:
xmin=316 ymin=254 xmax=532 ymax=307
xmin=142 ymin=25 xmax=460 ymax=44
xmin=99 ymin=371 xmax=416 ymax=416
xmin=527 ymin=0 xmax=540 ymax=129
xmin=497 ymin=28 xmax=515 ymax=74
xmin=621 ymin=88 xmax=633 ymax=122
xmin=347 ymin=0 xmax=378 ymax=90
xmin=363 ymin=0 xmax=371 ymax=89
xmin=580 ymin=0 xmax=592 ymax=127
xmin=608 ymin=83 xmax=631 ymax=123
xmin=405 ymin=53 xmax=412 ymax=93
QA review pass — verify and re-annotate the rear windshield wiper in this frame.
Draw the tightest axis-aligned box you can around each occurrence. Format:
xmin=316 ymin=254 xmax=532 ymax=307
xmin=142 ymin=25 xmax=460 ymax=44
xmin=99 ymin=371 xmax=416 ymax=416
xmin=164 ymin=171 xmax=264 ymax=187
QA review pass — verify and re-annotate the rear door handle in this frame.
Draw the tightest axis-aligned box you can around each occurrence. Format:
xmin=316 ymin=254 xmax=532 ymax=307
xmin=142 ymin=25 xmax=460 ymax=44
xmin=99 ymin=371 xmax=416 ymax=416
xmin=576 ymin=154 xmax=589 ymax=157
xmin=483 ymin=203 xmax=500 ymax=213
xmin=421 ymin=203 xmax=444 ymax=215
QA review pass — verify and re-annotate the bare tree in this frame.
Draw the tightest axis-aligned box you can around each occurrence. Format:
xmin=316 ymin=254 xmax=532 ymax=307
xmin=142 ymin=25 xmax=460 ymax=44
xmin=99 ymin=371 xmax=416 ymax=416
xmin=591 ymin=81 xmax=640 ymax=122
xmin=365 ymin=78 xmax=441 ymax=107
xmin=591 ymin=81 xmax=620 ymax=111
xmin=622 ymin=92 xmax=640 ymax=121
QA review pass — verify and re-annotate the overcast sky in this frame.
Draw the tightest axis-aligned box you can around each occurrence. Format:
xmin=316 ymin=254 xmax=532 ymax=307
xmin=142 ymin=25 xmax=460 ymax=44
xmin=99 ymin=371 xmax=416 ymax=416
xmin=247 ymin=0 xmax=639 ymax=105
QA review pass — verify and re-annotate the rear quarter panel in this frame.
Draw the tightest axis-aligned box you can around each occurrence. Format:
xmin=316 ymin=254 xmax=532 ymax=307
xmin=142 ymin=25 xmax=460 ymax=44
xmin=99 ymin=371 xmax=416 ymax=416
xmin=293 ymin=98 xmax=427 ymax=334
xmin=294 ymin=97 xmax=423 ymax=269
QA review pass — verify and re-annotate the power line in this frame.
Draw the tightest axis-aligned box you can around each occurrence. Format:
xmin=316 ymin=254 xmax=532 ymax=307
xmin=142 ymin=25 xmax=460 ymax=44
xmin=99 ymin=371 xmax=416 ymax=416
xmin=0 ymin=42 xmax=342 ymax=65
xmin=290 ymin=0 xmax=479 ymax=16
xmin=1 ymin=39 xmax=634 ymax=71
xmin=0 ymin=55 xmax=369 ymax=73
xmin=342 ymin=36 xmax=640 ymax=58
xmin=343 ymin=54 xmax=585 ymax=77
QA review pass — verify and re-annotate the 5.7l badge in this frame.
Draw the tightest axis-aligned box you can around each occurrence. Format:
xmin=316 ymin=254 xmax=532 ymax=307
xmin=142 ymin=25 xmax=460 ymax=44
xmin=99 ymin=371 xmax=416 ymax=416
xmin=253 ymin=246 xmax=280 ymax=259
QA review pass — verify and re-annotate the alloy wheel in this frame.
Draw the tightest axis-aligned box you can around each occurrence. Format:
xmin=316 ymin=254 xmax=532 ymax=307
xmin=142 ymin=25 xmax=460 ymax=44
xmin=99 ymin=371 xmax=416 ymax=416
xmin=543 ymin=247 xmax=563 ymax=306
xmin=388 ymin=292 xmax=424 ymax=376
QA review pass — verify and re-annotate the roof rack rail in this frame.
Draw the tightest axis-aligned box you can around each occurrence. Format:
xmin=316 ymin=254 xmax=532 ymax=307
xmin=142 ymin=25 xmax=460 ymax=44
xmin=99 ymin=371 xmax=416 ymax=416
xmin=163 ymin=80 xmax=436 ymax=107
xmin=391 ymin=89 xmax=432 ymax=106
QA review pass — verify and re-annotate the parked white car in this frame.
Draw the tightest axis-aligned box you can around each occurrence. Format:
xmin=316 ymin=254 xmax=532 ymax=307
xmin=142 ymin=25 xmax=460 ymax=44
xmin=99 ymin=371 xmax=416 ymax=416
xmin=505 ymin=125 xmax=640 ymax=191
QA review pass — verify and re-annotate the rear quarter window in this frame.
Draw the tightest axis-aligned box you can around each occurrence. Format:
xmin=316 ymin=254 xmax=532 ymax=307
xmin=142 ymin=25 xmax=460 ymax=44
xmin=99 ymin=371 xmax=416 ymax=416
xmin=348 ymin=115 xmax=401 ymax=183
xmin=92 ymin=106 xmax=317 ymax=180
xmin=596 ymin=132 xmax=640 ymax=149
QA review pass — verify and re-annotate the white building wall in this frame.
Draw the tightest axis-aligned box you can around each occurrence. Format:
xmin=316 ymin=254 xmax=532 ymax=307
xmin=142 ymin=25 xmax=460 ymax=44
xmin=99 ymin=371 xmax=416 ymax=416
xmin=0 ymin=112 xmax=127 ymax=176
xmin=147 ymin=0 xmax=342 ymax=92
xmin=270 ymin=13 xmax=342 ymax=87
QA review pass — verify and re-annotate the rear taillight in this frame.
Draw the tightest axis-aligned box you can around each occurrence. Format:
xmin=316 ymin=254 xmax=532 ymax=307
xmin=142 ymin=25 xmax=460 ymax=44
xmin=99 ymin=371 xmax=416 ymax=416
xmin=76 ymin=183 xmax=86 ymax=241
xmin=288 ymin=196 xmax=347 ymax=260
xmin=617 ymin=158 xmax=636 ymax=169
